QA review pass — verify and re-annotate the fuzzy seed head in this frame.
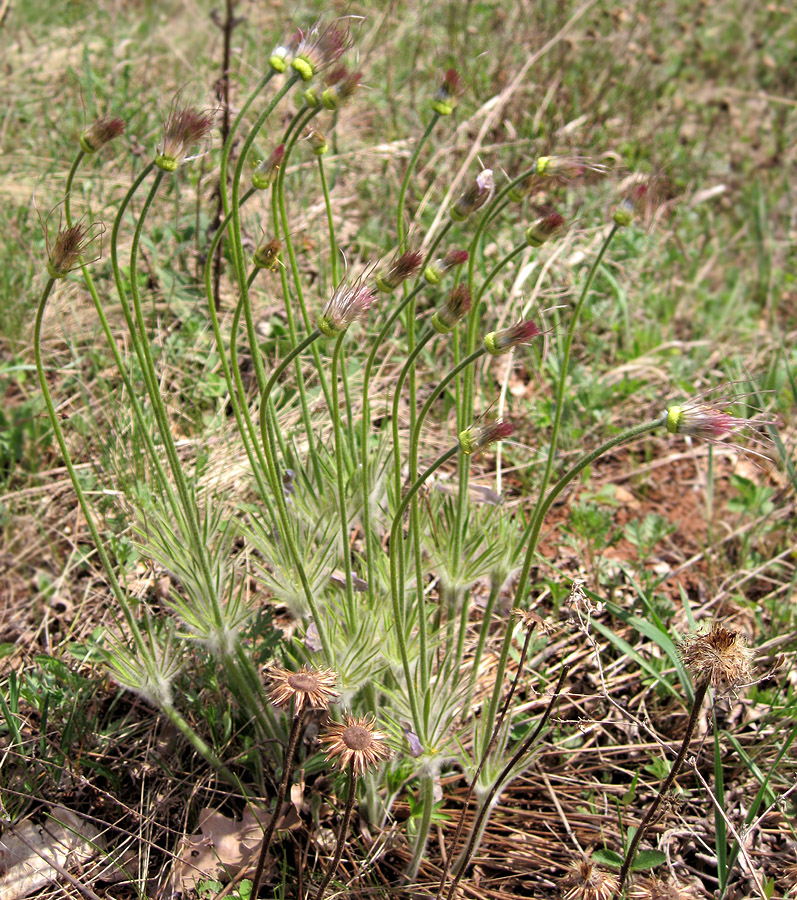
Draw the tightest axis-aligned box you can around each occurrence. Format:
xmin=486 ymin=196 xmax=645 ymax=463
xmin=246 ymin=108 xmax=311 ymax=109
xmin=431 ymin=284 xmax=471 ymax=333
xmin=375 ymin=249 xmax=423 ymax=292
xmin=665 ymin=403 xmax=747 ymax=441
xmin=292 ymin=22 xmax=349 ymax=81
xmin=627 ymin=875 xmax=702 ymax=900
xmin=484 ymin=319 xmax=541 ymax=355
xmin=47 ymin=224 xmax=91 ymax=279
xmin=321 ymin=714 xmax=390 ymax=776
xmin=431 ymin=68 xmax=462 ymax=115
xmin=526 ymin=212 xmax=566 ymax=247
xmin=79 ymin=116 xmax=125 ymax=153
xmin=561 ymin=857 xmax=619 ymax=900
xmin=681 ymin=621 xmax=754 ymax=691
xmin=156 ymin=107 xmax=213 ymax=171
xmin=536 ymin=155 xmax=608 ymax=181
xmin=317 ymin=276 xmax=377 ymax=336
xmin=451 ymin=169 xmax=494 ymax=221
xmin=252 ymin=144 xmax=285 ymax=190
xmin=321 ymin=68 xmax=363 ymax=109
xmin=424 ymin=248 xmax=469 ymax=284
xmin=458 ymin=419 xmax=513 ymax=455
xmin=268 ymin=665 xmax=338 ymax=711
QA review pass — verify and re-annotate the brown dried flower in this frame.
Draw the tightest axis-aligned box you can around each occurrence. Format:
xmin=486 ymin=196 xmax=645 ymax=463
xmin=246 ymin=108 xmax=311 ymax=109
xmin=561 ymin=857 xmax=619 ymax=900
xmin=321 ymin=714 xmax=390 ymax=776
xmin=627 ymin=875 xmax=702 ymax=900
xmin=681 ymin=621 xmax=754 ymax=692
xmin=46 ymin=223 xmax=93 ymax=279
xmin=268 ymin=665 xmax=338 ymax=711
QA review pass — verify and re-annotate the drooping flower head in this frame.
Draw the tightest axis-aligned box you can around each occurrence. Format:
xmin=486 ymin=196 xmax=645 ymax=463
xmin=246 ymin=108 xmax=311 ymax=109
xmin=484 ymin=319 xmax=541 ymax=355
xmin=292 ymin=22 xmax=349 ymax=82
xmin=79 ymin=116 xmax=125 ymax=154
xmin=458 ymin=419 xmax=513 ymax=455
xmin=526 ymin=211 xmax=566 ymax=247
xmin=561 ymin=857 xmax=619 ymax=900
xmin=304 ymin=128 xmax=329 ymax=156
xmin=424 ymin=248 xmax=469 ymax=284
xmin=681 ymin=621 xmax=754 ymax=692
xmin=665 ymin=401 xmax=751 ymax=442
xmin=450 ymin=169 xmax=494 ymax=221
xmin=375 ymin=248 xmax=423 ymax=293
xmin=321 ymin=714 xmax=390 ymax=776
xmin=253 ymin=238 xmax=281 ymax=271
xmin=317 ymin=274 xmax=377 ymax=336
xmin=431 ymin=284 xmax=471 ymax=334
xmin=46 ymin=223 xmax=98 ymax=279
xmin=252 ymin=144 xmax=285 ymax=190
xmin=431 ymin=68 xmax=462 ymax=116
xmin=321 ymin=67 xmax=363 ymax=109
xmin=268 ymin=665 xmax=338 ymax=711
xmin=155 ymin=106 xmax=213 ymax=172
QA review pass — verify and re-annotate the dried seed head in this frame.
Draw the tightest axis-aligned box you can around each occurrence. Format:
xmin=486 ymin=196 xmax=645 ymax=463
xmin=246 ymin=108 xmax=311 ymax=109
xmin=431 ymin=68 xmax=462 ymax=116
xmin=627 ymin=875 xmax=702 ymax=900
xmin=458 ymin=419 xmax=513 ymax=456
xmin=681 ymin=621 xmax=754 ymax=691
xmin=536 ymin=155 xmax=608 ymax=182
xmin=321 ymin=714 xmax=390 ymax=776
xmin=526 ymin=211 xmax=566 ymax=247
xmin=156 ymin=106 xmax=213 ymax=172
xmin=321 ymin=68 xmax=363 ymax=109
xmin=305 ymin=128 xmax=329 ymax=156
xmin=665 ymin=402 xmax=748 ymax=441
xmin=424 ymin=248 xmax=468 ymax=284
xmin=507 ymin=171 xmax=544 ymax=202
xmin=561 ymin=857 xmax=619 ymax=900
xmin=512 ymin=607 xmax=556 ymax=636
xmin=268 ymin=665 xmax=338 ymax=711
xmin=317 ymin=275 xmax=377 ymax=336
xmin=47 ymin=223 xmax=92 ymax=279
xmin=375 ymin=248 xmax=423 ymax=293
xmin=450 ymin=169 xmax=494 ymax=221
xmin=431 ymin=284 xmax=471 ymax=333
xmin=252 ymin=144 xmax=285 ymax=190
xmin=79 ymin=116 xmax=125 ymax=153
xmin=292 ymin=22 xmax=349 ymax=81
xmin=484 ymin=319 xmax=541 ymax=355
xmin=253 ymin=238 xmax=281 ymax=270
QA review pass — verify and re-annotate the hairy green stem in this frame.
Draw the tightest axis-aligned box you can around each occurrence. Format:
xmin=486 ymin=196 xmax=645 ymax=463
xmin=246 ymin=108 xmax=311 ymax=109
xmin=313 ymin=759 xmax=357 ymax=900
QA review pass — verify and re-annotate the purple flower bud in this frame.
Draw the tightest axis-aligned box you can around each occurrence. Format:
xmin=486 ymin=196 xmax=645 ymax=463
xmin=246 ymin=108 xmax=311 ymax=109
xmin=450 ymin=169 xmax=494 ymax=221
xmin=424 ymin=249 xmax=468 ymax=284
xmin=321 ymin=68 xmax=362 ymax=109
xmin=79 ymin=116 xmax=125 ymax=154
xmin=526 ymin=212 xmax=565 ymax=247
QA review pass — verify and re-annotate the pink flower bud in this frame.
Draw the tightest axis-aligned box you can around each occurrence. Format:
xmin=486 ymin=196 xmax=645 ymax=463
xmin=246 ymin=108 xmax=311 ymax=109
xmin=292 ymin=22 xmax=349 ymax=82
xmin=484 ymin=320 xmax=541 ymax=355
xmin=526 ymin=212 xmax=565 ymax=247
xmin=431 ymin=69 xmax=462 ymax=116
xmin=375 ymin=249 xmax=423 ymax=293
xmin=424 ymin=249 xmax=468 ymax=285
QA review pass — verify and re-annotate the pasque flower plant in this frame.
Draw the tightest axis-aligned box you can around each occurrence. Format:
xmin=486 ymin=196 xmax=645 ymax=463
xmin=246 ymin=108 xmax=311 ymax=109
xmin=31 ymin=17 xmax=777 ymax=900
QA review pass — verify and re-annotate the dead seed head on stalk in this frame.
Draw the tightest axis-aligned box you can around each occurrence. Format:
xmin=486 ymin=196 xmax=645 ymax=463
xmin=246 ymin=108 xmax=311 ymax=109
xmin=458 ymin=419 xmax=513 ymax=455
xmin=512 ymin=607 xmax=555 ymax=636
xmin=321 ymin=714 xmax=390 ymax=776
xmin=305 ymin=128 xmax=329 ymax=156
xmin=526 ymin=211 xmax=566 ymax=247
xmin=253 ymin=238 xmax=281 ymax=271
xmin=536 ymin=155 xmax=608 ymax=181
xmin=431 ymin=284 xmax=471 ymax=334
xmin=292 ymin=22 xmax=349 ymax=81
xmin=450 ymin=169 xmax=494 ymax=221
xmin=79 ymin=116 xmax=125 ymax=153
xmin=47 ymin=223 xmax=95 ymax=279
xmin=431 ymin=68 xmax=462 ymax=115
xmin=317 ymin=275 xmax=377 ymax=336
xmin=155 ymin=106 xmax=213 ymax=172
xmin=321 ymin=67 xmax=363 ymax=109
xmin=561 ymin=857 xmax=619 ymax=900
xmin=252 ymin=144 xmax=285 ymax=190
xmin=627 ymin=875 xmax=702 ymax=900
xmin=375 ymin=248 xmax=423 ymax=293
xmin=424 ymin=248 xmax=469 ymax=284
xmin=681 ymin=621 xmax=754 ymax=691
xmin=666 ymin=401 xmax=750 ymax=442
xmin=268 ymin=665 xmax=338 ymax=711
xmin=484 ymin=319 xmax=542 ymax=355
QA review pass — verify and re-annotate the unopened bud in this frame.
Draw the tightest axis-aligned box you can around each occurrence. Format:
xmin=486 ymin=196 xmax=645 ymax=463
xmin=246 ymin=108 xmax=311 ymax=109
xmin=431 ymin=284 xmax=471 ymax=334
xmin=269 ymin=32 xmax=300 ymax=72
xmin=79 ymin=116 xmax=125 ymax=154
xmin=459 ymin=419 xmax=514 ymax=455
xmin=450 ymin=170 xmax=494 ymax=222
xmin=322 ymin=68 xmax=362 ymax=109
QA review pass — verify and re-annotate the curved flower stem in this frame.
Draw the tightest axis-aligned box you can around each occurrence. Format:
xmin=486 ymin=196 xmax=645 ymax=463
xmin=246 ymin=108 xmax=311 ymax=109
xmin=523 ymin=223 xmax=620 ymax=548
xmin=35 ymin=278 xmax=237 ymax=784
xmin=389 ymin=445 xmax=459 ymax=734
xmin=615 ymin=679 xmax=710 ymax=896
xmin=397 ymin=114 xmax=439 ymax=246
xmin=435 ymin=619 xmax=538 ymax=900
xmin=312 ymin=759 xmax=357 ymax=900
xmin=331 ymin=332 xmax=357 ymax=624
xmin=249 ymin=707 xmax=306 ymax=900
xmin=446 ymin=664 xmax=569 ymax=896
